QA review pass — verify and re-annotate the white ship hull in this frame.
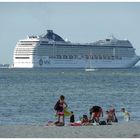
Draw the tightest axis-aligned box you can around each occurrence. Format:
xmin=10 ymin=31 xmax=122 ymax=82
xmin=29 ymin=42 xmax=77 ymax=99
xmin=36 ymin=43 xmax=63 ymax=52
xmin=13 ymin=56 xmax=140 ymax=69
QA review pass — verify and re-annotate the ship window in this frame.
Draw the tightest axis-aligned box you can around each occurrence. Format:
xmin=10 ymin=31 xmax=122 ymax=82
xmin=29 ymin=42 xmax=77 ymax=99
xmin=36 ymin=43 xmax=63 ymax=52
xmin=15 ymin=57 xmax=29 ymax=59
xmin=21 ymin=44 xmax=32 ymax=45
xmin=108 ymin=56 xmax=110 ymax=60
xmin=91 ymin=56 xmax=94 ymax=59
xmin=40 ymin=44 xmax=47 ymax=45
xmin=106 ymin=39 xmax=110 ymax=42
xmin=99 ymin=55 xmax=102 ymax=59
xmin=69 ymin=55 xmax=73 ymax=59
xmin=103 ymin=55 xmax=106 ymax=59
xmin=73 ymin=55 xmax=78 ymax=59
xmin=63 ymin=55 xmax=68 ymax=59
xmin=95 ymin=55 xmax=98 ymax=59
xmin=41 ymin=41 xmax=48 ymax=43
xmin=49 ymin=56 xmax=55 ymax=58
xmin=57 ymin=55 xmax=62 ymax=59
xmin=85 ymin=55 xmax=89 ymax=59
xmin=78 ymin=55 xmax=82 ymax=59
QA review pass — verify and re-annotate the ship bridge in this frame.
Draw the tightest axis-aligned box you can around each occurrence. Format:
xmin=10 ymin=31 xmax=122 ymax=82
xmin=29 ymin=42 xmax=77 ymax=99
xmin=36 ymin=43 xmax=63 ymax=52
xmin=93 ymin=35 xmax=133 ymax=47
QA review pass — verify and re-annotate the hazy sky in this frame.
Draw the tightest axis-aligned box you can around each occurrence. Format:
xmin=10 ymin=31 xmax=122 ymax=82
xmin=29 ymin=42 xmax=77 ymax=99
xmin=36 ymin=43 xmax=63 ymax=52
xmin=0 ymin=2 xmax=140 ymax=64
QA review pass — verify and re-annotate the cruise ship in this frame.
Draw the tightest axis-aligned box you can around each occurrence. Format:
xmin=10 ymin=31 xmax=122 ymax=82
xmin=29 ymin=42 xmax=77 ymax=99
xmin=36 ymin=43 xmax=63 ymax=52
xmin=13 ymin=30 xmax=140 ymax=68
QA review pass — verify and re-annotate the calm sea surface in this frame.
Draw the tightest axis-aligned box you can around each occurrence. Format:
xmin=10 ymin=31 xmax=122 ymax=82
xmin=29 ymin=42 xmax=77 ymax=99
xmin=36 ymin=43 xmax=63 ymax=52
xmin=0 ymin=67 xmax=140 ymax=125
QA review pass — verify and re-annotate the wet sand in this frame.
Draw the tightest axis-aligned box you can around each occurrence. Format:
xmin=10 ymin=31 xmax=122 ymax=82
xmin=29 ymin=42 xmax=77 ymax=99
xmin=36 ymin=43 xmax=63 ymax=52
xmin=0 ymin=122 xmax=140 ymax=138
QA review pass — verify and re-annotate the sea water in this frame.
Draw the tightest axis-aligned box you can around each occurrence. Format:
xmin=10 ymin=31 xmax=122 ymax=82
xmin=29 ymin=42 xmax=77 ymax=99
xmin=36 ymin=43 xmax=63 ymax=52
xmin=0 ymin=67 xmax=140 ymax=125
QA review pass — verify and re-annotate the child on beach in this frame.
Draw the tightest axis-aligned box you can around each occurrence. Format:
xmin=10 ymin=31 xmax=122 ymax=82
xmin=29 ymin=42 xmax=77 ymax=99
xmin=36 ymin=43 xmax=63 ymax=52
xmin=70 ymin=111 xmax=75 ymax=123
xmin=108 ymin=106 xmax=118 ymax=122
xmin=54 ymin=95 xmax=67 ymax=125
xmin=106 ymin=111 xmax=113 ymax=123
xmin=121 ymin=108 xmax=130 ymax=122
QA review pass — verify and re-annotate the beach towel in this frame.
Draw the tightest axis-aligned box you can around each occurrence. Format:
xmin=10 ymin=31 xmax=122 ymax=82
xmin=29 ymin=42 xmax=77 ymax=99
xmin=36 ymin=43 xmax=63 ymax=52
xmin=68 ymin=122 xmax=82 ymax=126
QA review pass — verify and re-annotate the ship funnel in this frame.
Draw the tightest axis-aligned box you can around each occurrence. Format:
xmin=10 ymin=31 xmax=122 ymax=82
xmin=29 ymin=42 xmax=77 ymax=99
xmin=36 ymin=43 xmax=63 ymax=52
xmin=47 ymin=30 xmax=53 ymax=33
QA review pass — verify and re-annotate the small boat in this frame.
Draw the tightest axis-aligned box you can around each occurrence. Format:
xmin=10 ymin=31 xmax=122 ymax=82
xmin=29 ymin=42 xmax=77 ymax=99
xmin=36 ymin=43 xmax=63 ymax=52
xmin=85 ymin=68 xmax=95 ymax=72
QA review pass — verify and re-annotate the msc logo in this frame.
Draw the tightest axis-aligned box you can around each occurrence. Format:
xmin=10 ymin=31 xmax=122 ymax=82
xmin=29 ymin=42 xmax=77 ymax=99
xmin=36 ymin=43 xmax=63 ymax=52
xmin=39 ymin=59 xmax=43 ymax=66
xmin=44 ymin=60 xmax=50 ymax=64
xmin=39 ymin=59 xmax=50 ymax=65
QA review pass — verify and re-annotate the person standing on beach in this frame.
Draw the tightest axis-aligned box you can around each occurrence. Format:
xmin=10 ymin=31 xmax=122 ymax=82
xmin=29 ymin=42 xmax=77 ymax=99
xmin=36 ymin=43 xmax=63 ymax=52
xmin=89 ymin=106 xmax=103 ymax=123
xmin=54 ymin=95 xmax=67 ymax=125
xmin=121 ymin=108 xmax=130 ymax=122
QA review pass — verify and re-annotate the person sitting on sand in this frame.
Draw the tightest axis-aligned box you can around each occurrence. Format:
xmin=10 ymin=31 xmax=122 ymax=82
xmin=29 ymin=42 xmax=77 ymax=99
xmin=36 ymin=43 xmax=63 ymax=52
xmin=121 ymin=108 xmax=130 ymax=122
xmin=54 ymin=95 xmax=67 ymax=125
xmin=108 ymin=106 xmax=118 ymax=122
xmin=106 ymin=111 xmax=114 ymax=123
xmin=81 ymin=114 xmax=90 ymax=125
xmin=89 ymin=106 xmax=103 ymax=123
xmin=70 ymin=111 xmax=75 ymax=123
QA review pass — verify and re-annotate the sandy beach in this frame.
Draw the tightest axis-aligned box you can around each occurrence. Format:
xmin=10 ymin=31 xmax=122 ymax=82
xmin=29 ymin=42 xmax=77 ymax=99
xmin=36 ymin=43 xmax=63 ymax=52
xmin=0 ymin=122 xmax=140 ymax=138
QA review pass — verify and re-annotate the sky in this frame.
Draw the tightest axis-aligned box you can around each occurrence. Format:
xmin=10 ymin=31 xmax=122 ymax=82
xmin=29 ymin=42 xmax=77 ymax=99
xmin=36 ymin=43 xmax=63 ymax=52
xmin=0 ymin=2 xmax=140 ymax=65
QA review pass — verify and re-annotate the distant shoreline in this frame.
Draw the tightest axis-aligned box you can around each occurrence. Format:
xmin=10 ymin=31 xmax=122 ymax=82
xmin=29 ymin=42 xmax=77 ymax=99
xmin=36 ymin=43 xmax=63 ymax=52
xmin=0 ymin=122 xmax=140 ymax=138
xmin=0 ymin=64 xmax=9 ymax=68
